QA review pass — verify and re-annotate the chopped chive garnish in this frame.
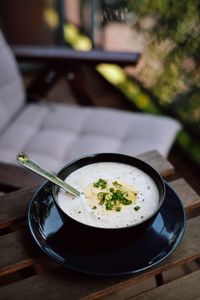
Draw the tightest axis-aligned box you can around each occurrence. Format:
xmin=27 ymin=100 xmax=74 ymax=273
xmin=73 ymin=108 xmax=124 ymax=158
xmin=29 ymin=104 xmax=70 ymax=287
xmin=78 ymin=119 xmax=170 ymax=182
xmin=106 ymin=203 xmax=113 ymax=210
xmin=134 ymin=206 xmax=140 ymax=211
xmin=113 ymin=181 xmax=122 ymax=188
xmin=116 ymin=207 xmax=121 ymax=212
xmin=93 ymin=178 xmax=137 ymax=212
xmin=122 ymin=199 xmax=132 ymax=205
xmin=93 ymin=178 xmax=107 ymax=189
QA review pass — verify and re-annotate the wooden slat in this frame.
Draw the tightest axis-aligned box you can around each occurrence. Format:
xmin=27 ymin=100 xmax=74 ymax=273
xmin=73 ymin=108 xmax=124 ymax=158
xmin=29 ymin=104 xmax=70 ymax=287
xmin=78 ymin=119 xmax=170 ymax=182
xmin=0 ymin=228 xmax=42 ymax=276
xmin=170 ymin=179 xmax=200 ymax=211
xmin=0 ymin=187 xmax=36 ymax=229
xmin=138 ymin=151 xmax=174 ymax=177
xmin=0 ymin=215 xmax=199 ymax=298
xmin=13 ymin=46 xmax=140 ymax=66
xmin=0 ymin=267 xmax=119 ymax=300
xmin=1 ymin=177 xmax=199 ymax=275
xmin=77 ymin=215 xmax=200 ymax=299
xmin=0 ymin=161 xmax=44 ymax=191
xmin=0 ymin=173 xmax=199 ymax=298
xmin=128 ymin=270 xmax=200 ymax=300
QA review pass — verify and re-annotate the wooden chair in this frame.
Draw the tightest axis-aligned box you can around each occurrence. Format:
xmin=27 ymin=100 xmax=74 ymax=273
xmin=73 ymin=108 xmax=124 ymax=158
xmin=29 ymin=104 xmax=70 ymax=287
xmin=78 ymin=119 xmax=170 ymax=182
xmin=0 ymin=30 xmax=181 ymax=192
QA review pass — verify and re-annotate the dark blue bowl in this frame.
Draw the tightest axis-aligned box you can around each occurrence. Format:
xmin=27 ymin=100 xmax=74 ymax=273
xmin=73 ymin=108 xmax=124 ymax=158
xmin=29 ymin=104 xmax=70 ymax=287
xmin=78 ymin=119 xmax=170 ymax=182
xmin=52 ymin=153 xmax=165 ymax=240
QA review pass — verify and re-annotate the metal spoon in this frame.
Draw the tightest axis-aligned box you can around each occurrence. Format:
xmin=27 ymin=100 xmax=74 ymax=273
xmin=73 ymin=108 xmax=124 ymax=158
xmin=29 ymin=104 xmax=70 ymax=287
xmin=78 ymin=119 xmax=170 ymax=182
xmin=16 ymin=152 xmax=80 ymax=197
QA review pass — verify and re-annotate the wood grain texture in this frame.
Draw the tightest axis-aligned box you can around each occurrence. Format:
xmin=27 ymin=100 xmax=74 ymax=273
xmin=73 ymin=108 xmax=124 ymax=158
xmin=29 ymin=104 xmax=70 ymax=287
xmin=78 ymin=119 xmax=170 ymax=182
xmin=0 ymin=215 xmax=199 ymax=299
xmin=0 ymin=187 xmax=36 ymax=229
xmin=80 ymin=216 xmax=200 ymax=299
xmin=1 ymin=177 xmax=198 ymax=276
xmin=170 ymin=179 xmax=200 ymax=210
xmin=0 ymin=161 xmax=44 ymax=191
xmin=138 ymin=151 xmax=174 ymax=177
xmin=0 ymin=228 xmax=42 ymax=276
xmin=0 ymin=267 xmax=120 ymax=300
xmin=127 ymin=270 xmax=200 ymax=300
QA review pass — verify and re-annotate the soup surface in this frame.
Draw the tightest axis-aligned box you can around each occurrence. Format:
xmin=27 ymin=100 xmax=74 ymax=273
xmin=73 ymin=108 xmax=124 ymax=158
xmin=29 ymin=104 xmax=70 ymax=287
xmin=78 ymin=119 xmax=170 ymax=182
xmin=57 ymin=162 xmax=160 ymax=228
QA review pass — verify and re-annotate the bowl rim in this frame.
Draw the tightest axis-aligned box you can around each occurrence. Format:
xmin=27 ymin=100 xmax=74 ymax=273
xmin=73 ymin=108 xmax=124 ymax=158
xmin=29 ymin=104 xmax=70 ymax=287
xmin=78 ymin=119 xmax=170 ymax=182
xmin=52 ymin=153 xmax=166 ymax=230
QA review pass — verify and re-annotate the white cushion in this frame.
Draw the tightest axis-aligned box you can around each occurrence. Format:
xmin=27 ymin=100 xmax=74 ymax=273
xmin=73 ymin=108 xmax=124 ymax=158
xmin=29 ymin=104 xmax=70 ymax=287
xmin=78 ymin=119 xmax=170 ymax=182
xmin=0 ymin=102 xmax=181 ymax=171
xmin=0 ymin=31 xmax=25 ymax=134
xmin=0 ymin=30 xmax=181 ymax=172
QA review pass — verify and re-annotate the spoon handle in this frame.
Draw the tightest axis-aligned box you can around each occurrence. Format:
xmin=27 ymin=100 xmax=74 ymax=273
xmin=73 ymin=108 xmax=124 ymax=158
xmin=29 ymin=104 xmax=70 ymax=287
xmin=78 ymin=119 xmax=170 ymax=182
xmin=16 ymin=153 xmax=80 ymax=197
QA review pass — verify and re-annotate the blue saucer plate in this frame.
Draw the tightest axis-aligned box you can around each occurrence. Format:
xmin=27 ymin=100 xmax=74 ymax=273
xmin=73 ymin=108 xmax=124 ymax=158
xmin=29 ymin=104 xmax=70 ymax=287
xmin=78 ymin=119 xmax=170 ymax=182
xmin=28 ymin=181 xmax=186 ymax=276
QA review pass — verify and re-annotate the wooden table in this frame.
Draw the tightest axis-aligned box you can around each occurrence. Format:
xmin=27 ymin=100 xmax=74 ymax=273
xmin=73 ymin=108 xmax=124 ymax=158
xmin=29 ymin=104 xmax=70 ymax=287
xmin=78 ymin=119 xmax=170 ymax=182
xmin=0 ymin=151 xmax=200 ymax=300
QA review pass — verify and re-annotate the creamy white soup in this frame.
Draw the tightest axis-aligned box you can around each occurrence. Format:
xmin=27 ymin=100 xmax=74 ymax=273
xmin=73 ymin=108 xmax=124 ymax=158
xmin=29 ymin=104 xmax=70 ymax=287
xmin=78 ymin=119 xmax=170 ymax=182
xmin=57 ymin=162 xmax=160 ymax=228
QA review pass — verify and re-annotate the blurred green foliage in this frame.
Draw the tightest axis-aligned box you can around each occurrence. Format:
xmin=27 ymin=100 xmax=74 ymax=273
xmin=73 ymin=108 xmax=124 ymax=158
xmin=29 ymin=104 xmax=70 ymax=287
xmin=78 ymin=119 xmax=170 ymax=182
xmin=101 ymin=0 xmax=200 ymax=163
xmin=127 ymin=0 xmax=200 ymax=108
xmin=66 ymin=1 xmax=200 ymax=164
xmin=123 ymin=0 xmax=200 ymax=164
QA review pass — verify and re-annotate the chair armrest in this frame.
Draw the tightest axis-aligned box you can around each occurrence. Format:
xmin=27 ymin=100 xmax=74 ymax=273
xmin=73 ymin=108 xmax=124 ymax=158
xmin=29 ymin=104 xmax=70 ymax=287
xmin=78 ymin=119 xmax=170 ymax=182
xmin=12 ymin=46 xmax=140 ymax=67
xmin=0 ymin=162 xmax=44 ymax=192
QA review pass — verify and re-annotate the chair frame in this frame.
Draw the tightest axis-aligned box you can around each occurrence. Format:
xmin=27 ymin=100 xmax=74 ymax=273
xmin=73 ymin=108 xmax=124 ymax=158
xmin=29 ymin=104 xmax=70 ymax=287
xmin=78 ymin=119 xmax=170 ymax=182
xmin=0 ymin=45 xmax=140 ymax=191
